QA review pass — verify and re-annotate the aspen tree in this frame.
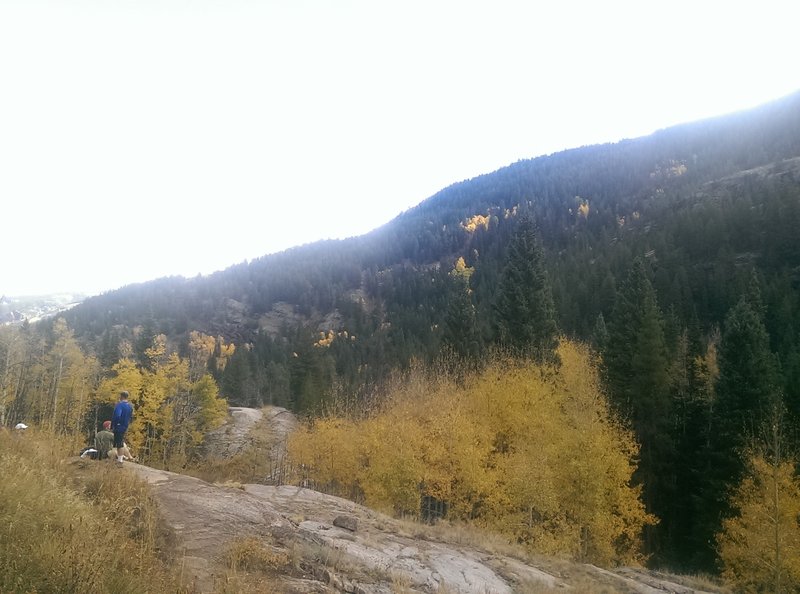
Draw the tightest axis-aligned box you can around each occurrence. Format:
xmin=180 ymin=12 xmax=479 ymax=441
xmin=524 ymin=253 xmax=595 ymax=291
xmin=288 ymin=340 xmax=653 ymax=564
xmin=718 ymin=455 xmax=800 ymax=593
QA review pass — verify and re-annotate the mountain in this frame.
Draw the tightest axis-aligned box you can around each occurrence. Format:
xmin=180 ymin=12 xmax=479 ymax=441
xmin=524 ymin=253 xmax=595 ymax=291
xmin=32 ymin=89 xmax=800 ymax=576
xmin=62 ymin=89 xmax=800 ymax=408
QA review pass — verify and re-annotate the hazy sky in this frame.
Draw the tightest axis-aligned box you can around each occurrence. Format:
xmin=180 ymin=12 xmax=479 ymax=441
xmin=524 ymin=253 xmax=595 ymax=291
xmin=2 ymin=1 xmax=798 ymax=297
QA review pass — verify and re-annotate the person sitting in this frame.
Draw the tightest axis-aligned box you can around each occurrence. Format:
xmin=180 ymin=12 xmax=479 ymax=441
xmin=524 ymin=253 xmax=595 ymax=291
xmin=94 ymin=420 xmax=115 ymax=460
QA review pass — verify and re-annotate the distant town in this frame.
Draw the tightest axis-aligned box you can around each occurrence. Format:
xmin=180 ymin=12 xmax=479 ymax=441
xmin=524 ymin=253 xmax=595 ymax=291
xmin=0 ymin=294 xmax=86 ymax=325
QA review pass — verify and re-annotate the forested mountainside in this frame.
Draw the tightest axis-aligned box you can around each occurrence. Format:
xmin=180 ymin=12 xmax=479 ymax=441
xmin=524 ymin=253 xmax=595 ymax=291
xmin=64 ymin=90 xmax=800 ymax=407
xmin=30 ymin=90 xmax=798 ymax=574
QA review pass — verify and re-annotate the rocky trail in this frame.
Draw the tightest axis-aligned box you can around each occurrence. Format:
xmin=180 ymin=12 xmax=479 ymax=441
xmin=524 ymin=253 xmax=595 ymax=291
xmin=122 ymin=407 xmax=726 ymax=594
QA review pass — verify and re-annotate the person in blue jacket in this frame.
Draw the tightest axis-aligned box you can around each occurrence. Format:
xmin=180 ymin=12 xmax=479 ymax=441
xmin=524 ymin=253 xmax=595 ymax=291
xmin=112 ymin=391 xmax=134 ymax=463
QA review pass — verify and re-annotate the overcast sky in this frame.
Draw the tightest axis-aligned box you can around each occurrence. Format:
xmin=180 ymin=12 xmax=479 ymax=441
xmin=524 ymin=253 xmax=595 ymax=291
xmin=2 ymin=1 xmax=798 ymax=298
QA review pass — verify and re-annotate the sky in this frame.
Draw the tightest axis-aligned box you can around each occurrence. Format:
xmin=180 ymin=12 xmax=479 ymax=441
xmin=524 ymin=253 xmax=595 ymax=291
xmin=1 ymin=0 xmax=798 ymax=298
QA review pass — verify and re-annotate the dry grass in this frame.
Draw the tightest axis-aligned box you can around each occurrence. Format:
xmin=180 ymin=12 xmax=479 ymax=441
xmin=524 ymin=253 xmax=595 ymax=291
xmin=224 ymin=537 xmax=291 ymax=574
xmin=0 ymin=428 xmax=186 ymax=593
xmin=185 ymin=446 xmax=269 ymax=485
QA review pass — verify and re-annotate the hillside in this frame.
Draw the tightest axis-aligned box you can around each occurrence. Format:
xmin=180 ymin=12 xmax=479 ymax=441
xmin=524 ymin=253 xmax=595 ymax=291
xmin=8 ymin=89 xmax=800 ymax=579
xmin=62 ymin=90 xmax=800 ymax=400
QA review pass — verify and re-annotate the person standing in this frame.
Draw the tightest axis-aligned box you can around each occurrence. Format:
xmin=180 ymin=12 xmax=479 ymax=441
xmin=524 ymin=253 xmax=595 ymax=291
xmin=95 ymin=420 xmax=115 ymax=460
xmin=112 ymin=391 xmax=134 ymax=463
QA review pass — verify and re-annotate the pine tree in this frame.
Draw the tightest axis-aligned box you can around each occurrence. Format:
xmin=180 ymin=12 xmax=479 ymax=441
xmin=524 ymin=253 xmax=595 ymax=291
xmin=591 ymin=313 xmax=609 ymax=351
xmin=493 ymin=217 xmax=558 ymax=364
xmin=442 ymin=258 xmax=481 ymax=362
xmin=602 ymin=257 xmax=675 ymax=557
xmin=694 ymin=296 xmax=780 ymax=570
xmin=714 ymin=297 xmax=779 ymax=476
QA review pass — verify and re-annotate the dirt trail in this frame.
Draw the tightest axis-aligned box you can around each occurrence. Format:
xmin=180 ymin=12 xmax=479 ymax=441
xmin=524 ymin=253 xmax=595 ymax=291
xmin=123 ymin=407 xmax=726 ymax=594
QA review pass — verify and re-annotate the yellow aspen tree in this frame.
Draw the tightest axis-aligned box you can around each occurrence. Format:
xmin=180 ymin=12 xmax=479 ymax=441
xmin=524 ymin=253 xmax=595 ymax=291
xmin=96 ymin=349 xmax=226 ymax=467
xmin=151 ymin=353 xmax=189 ymax=465
xmin=188 ymin=331 xmax=216 ymax=382
xmin=415 ymin=386 xmax=492 ymax=518
xmin=154 ymin=352 xmax=225 ymax=466
xmin=286 ymin=340 xmax=652 ymax=564
xmin=553 ymin=342 xmax=653 ymax=564
xmin=718 ymin=455 xmax=800 ymax=593
xmin=214 ymin=336 xmax=236 ymax=373
xmin=0 ymin=322 xmax=96 ymax=432
xmin=190 ymin=374 xmax=228 ymax=436
xmin=0 ymin=326 xmax=24 ymax=426
xmin=96 ymin=358 xmax=147 ymax=452
xmin=94 ymin=358 xmax=143 ymax=405
xmin=95 ymin=359 xmax=149 ymax=448
xmin=45 ymin=319 xmax=100 ymax=434
xmin=289 ymin=417 xmax=363 ymax=498
xmin=144 ymin=334 xmax=169 ymax=370
xmin=453 ymin=341 xmax=652 ymax=564
xmin=356 ymin=413 xmax=427 ymax=515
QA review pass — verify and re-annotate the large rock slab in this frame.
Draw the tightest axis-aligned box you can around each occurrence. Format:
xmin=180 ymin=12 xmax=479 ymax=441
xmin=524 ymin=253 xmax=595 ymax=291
xmin=125 ymin=463 xmax=724 ymax=594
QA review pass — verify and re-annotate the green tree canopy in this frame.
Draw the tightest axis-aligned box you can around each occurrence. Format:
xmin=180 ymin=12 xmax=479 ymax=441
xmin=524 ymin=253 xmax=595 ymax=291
xmin=493 ymin=216 xmax=558 ymax=364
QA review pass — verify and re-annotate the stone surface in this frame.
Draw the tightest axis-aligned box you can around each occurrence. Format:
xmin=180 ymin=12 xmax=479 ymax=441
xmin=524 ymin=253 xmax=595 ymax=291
xmin=122 ymin=407 xmax=726 ymax=594
xmin=333 ymin=515 xmax=358 ymax=532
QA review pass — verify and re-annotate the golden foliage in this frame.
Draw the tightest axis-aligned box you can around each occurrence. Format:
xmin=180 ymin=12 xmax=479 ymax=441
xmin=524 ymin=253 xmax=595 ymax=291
xmin=718 ymin=455 xmax=800 ymax=593
xmin=461 ymin=214 xmax=490 ymax=233
xmin=216 ymin=337 xmax=236 ymax=372
xmin=0 ymin=320 xmax=99 ymax=434
xmin=450 ymin=256 xmax=474 ymax=283
xmin=187 ymin=331 xmax=236 ymax=375
xmin=314 ymin=329 xmax=354 ymax=348
xmin=288 ymin=340 xmax=654 ymax=565
xmin=95 ymin=348 xmax=227 ymax=467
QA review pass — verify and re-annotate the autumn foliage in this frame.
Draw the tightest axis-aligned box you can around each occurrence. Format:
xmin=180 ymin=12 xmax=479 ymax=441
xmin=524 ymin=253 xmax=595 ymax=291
xmin=717 ymin=454 xmax=800 ymax=593
xmin=289 ymin=340 xmax=655 ymax=565
xmin=91 ymin=331 xmax=229 ymax=467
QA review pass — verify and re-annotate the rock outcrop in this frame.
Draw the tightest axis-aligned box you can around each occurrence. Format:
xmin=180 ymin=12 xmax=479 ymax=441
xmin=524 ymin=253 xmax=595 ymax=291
xmin=125 ymin=404 xmax=725 ymax=593
xmin=127 ymin=463 xmax=724 ymax=594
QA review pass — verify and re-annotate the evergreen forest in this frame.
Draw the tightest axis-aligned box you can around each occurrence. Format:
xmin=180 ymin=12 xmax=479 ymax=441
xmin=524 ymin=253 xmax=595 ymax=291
xmin=3 ymin=90 xmax=800 ymax=584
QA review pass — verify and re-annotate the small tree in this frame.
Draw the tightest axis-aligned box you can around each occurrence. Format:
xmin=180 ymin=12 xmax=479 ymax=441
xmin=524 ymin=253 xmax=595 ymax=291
xmin=717 ymin=455 xmax=800 ymax=592
xmin=442 ymin=258 xmax=481 ymax=362
xmin=718 ymin=411 xmax=800 ymax=593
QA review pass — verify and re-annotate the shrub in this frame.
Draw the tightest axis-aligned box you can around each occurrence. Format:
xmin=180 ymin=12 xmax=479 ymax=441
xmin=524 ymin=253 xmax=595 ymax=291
xmin=288 ymin=340 xmax=655 ymax=565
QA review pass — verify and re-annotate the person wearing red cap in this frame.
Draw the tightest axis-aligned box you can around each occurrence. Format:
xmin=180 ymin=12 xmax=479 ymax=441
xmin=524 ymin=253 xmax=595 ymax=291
xmin=95 ymin=420 xmax=115 ymax=460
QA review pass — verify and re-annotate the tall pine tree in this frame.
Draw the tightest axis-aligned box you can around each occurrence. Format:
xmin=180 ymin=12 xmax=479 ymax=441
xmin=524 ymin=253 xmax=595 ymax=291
xmin=493 ymin=216 xmax=558 ymax=364
xmin=602 ymin=257 xmax=675 ymax=559
xmin=692 ymin=295 xmax=782 ymax=569
xmin=442 ymin=258 xmax=482 ymax=363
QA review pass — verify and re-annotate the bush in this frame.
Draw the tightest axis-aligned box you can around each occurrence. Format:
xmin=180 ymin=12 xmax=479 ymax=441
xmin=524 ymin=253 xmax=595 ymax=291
xmin=288 ymin=340 xmax=655 ymax=565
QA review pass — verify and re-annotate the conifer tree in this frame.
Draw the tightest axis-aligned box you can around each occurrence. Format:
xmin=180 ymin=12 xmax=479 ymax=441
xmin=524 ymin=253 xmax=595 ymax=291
xmin=591 ymin=313 xmax=609 ymax=351
xmin=442 ymin=258 xmax=481 ymax=362
xmin=714 ymin=298 xmax=779 ymax=467
xmin=602 ymin=257 xmax=675 ymax=557
xmin=693 ymin=296 xmax=783 ymax=568
xmin=493 ymin=216 xmax=558 ymax=364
